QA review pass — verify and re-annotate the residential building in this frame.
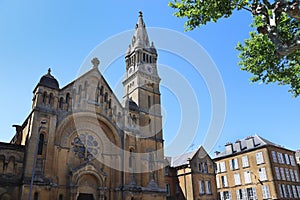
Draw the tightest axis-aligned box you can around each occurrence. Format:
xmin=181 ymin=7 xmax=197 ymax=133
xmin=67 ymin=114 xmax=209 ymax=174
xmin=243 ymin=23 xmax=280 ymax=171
xmin=165 ymin=146 xmax=217 ymax=200
xmin=214 ymin=135 xmax=300 ymax=200
xmin=0 ymin=12 xmax=166 ymax=200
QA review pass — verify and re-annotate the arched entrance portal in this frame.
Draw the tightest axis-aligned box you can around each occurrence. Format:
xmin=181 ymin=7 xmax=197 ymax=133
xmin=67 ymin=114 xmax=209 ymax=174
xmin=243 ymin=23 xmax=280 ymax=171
xmin=76 ymin=174 xmax=98 ymax=200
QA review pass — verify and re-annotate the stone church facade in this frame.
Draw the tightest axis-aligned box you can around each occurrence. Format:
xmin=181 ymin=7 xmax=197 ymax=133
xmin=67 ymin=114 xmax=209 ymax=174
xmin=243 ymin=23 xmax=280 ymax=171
xmin=0 ymin=12 xmax=166 ymax=200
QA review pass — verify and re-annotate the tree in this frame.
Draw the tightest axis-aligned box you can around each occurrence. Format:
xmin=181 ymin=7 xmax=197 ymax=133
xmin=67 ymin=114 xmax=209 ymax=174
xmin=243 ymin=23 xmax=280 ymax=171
xmin=168 ymin=0 xmax=300 ymax=97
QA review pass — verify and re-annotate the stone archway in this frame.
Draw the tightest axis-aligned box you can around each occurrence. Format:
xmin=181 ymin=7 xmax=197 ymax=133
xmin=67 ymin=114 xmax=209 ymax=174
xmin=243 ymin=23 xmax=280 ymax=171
xmin=70 ymin=163 xmax=107 ymax=200
xmin=76 ymin=174 xmax=98 ymax=200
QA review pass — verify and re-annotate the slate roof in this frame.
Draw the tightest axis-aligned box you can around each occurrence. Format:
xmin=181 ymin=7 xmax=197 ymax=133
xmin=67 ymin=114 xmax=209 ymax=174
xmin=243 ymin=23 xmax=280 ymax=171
xmin=214 ymin=134 xmax=281 ymax=159
xmin=165 ymin=146 xmax=210 ymax=168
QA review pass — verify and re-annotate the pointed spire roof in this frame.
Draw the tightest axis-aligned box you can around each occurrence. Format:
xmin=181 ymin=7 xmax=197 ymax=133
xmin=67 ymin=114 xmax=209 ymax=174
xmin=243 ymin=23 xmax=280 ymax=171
xmin=132 ymin=11 xmax=150 ymax=49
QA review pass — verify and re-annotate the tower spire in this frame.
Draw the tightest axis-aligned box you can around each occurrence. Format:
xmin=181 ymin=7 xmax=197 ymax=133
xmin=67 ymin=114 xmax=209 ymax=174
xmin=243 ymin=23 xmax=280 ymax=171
xmin=132 ymin=11 xmax=150 ymax=49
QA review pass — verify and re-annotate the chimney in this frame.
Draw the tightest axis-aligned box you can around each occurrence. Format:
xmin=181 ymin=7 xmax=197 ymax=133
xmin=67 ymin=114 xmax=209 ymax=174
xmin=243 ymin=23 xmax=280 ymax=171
xmin=235 ymin=140 xmax=242 ymax=152
xmin=225 ymin=142 xmax=233 ymax=154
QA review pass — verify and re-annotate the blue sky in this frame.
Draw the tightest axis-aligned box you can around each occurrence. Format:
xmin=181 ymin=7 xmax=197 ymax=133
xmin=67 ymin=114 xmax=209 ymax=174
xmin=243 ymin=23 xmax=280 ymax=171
xmin=0 ymin=0 xmax=299 ymax=156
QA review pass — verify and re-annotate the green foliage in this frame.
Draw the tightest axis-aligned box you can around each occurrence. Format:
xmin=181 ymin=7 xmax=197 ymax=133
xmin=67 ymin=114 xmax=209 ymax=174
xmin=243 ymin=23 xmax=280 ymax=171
xmin=168 ymin=0 xmax=250 ymax=30
xmin=237 ymin=14 xmax=300 ymax=97
xmin=169 ymin=0 xmax=300 ymax=97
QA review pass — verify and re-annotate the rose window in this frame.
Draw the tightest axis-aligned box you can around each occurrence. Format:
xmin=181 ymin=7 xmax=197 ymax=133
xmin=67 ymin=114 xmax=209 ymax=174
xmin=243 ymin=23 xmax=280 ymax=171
xmin=72 ymin=133 xmax=99 ymax=160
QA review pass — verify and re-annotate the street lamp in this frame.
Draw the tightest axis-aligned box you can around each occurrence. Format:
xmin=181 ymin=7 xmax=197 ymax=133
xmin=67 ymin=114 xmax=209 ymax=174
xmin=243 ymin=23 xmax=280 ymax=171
xmin=28 ymin=120 xmax=47 ymax=200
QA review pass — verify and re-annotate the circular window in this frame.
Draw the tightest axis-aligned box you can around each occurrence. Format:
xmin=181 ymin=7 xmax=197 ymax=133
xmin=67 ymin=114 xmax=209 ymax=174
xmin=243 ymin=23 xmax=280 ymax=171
xmin=72 ymin=132 xmax=99 ymax=160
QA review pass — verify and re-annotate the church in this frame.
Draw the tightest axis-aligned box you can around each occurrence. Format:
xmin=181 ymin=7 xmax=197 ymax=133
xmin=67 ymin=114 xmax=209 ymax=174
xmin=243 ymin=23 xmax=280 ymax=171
xmin=0 ymin=12 xmax=166 ymax=200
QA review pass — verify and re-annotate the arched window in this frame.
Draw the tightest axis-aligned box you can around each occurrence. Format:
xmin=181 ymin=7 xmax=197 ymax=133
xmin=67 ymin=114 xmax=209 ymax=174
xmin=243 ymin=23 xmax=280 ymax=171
xmin=48 ymin=93 xmax=54 ymax=106
xmin=100 ymin=86 xmax=104 ymax=96
xmin=129 ymin=148 xmax=134 ymax=168
xmin=37 ymin=133 xmax=44 ymax=155
xmin=42 ymin=92 xmax=47 ymax=104
xmin=104 ymin=92 xmax=108 ymax=102
xmin=59 ymin=97 xmax=64 ymax=109
xmin=84 ymin=81 xmax=88 ymax=98
xmin=66 ymin=93 xmax=70 ymax=109
xmin=108 ymin=99 xmax=111 ymax=109
xmin=78 ymin=85 xmax=82 ymax=102
xmin=204 ymin=162 xmax=208 ymax=173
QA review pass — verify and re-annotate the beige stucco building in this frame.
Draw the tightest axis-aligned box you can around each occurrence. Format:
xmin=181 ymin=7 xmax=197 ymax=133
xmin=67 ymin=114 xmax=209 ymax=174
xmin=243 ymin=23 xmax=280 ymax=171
xmin=0 ymin=12 xmax=166 ymax=200
xmin=214 ymin=135 xmax=300 ymax=200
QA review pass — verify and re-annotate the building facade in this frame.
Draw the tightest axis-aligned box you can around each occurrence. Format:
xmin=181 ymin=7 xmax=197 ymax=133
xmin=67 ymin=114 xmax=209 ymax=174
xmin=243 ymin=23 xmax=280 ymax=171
xmin=214 ymin=135 xmax=300 ymax=200
xmin=0 ymin=12 xmax=166 ymax=200
xmin=165 ymin=146 xmax=217 ymax=200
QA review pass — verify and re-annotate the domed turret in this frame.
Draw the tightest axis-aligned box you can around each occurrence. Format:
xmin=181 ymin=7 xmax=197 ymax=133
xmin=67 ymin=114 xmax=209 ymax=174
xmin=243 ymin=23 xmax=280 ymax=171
xmin=37 ymin=68 xmax=59 ymax=90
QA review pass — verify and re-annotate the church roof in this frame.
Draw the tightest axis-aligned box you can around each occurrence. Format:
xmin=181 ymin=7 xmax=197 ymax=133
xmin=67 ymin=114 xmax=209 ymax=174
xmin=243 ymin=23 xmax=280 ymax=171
xmin=36 ymin=68 xmax=59 ymax=90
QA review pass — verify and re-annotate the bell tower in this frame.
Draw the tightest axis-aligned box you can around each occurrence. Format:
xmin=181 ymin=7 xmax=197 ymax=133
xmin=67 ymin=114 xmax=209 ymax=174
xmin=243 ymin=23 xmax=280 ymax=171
xmin=122 ymin=12 xmax=165 ymax=194
xmin=123 ymin=11 xmax=162 ymax=138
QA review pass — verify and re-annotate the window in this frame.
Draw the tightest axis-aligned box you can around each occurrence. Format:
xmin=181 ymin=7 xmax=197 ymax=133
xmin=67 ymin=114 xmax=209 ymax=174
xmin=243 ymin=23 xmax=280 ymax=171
xmin=148 ymin=95 xmax=151 ymax=109
xmin=290 ymin=169 xmax=295 ymax=182
xmin=278 ymin=152 xmax=285 ymax=164
xmin=285 ymin=154 xmax=290 ymax=165
xmin=290 ymin=155 xmax=296 ymax=166
xmin=220 ymin=161 xmax=226 ymax=172
xmin=262 ymin=185 xmax=271 ymax=199
xmin=203 ymin=162 xmax=208 ymax=173
xmin=275 ymin=167 xmax=281 ymax=180
xmin=272 ymin=151 xmax=277 ymax=163
xmin=129 ymin=149 xmax=133 ymax=168
xmin=236 ymin=189 xmax=243 ymax=200
xmin=282 ymin=184 xmax=287 ymax=198
xmin=34 ymin=192 xmax=38 ymax=200
xmin=205 ymin=180 xmax=212 ymax=194
xmin=287 ymin=185 xmax=292 ymax=198
xmin=223 ymin=191 xmax=232 ymax=200
xmin=292 ymin=185 xmax=298 ymax=198
xmin=242 ymin=156 xmax=249 ymax=167
xmin=199 ymin=162 xmax=203 ymax=172
xmin=234 ymin=173 xmax=241 ymax=185
xmin=294 ymin=170 xmax=300 ymax=182
xmin=244 ymin=171 xmax=252 ymax=184
xmin=285 ymin=168 xmax=291 ymax=181
xmin=256 ymin=152 xmax=264 ymax=164
xmin=221 ymin=175 xmax=228 ymax=187
xmin=259 ymin=167 xmax=267 ymax=181
xmin=199 ymin=180 xmax=205 ymax=194
xmin=279 ymin=184 xmax=284 ymax=198
xmin=297 ymin=186 xmax=300 ymax=198
xmin=37 ymin=133 xmax=44 ymax=155
xmin=164 ymin=167 xmax=169 ymax=176
xmin=166 ymin=183 xmax=170 ymax=196
xmin=230 ymin=158 xmax=239 ymax=170
xmin=280 ymin=168 xmax=286 ymax=180
xmin=59 ymin=194 xmax=63 ymax=200
xmin=247 ymin=187 xmax=257 ymax=200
